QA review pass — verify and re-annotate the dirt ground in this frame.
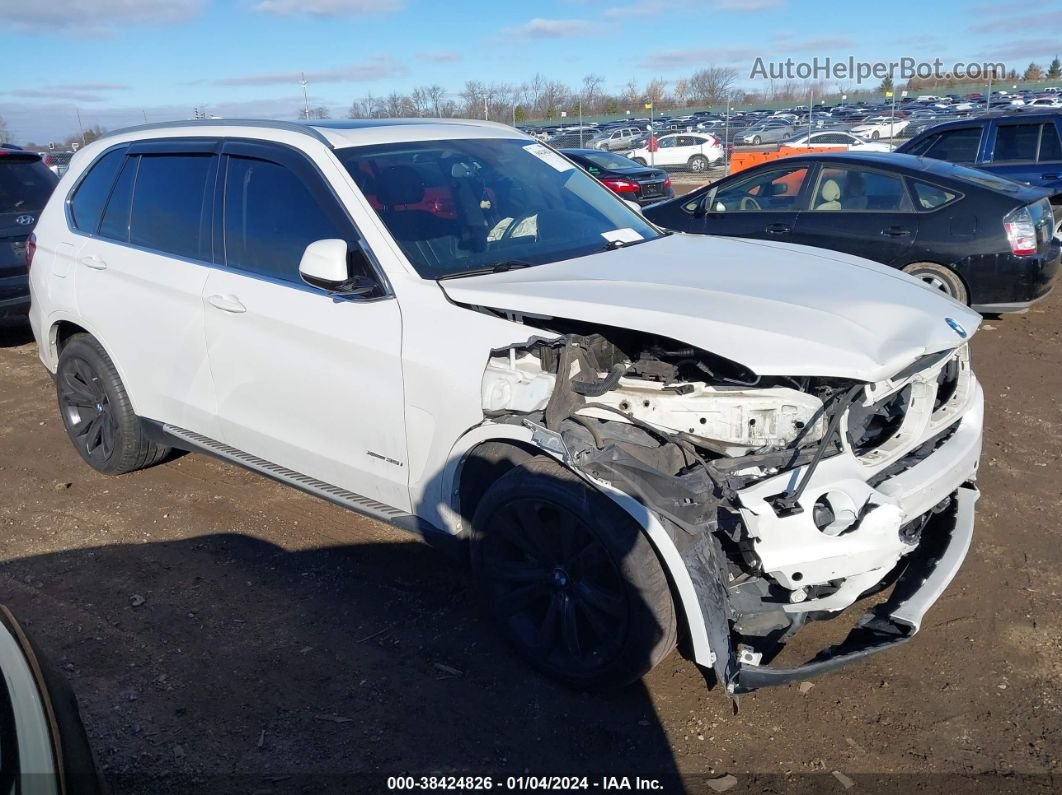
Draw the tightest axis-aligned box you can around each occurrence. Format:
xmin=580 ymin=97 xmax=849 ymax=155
xmin=0 ymin=257 xmax=1059 ymax=792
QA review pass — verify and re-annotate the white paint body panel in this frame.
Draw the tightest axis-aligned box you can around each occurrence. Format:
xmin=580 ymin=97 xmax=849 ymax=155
xmin=441 ymin=232 xmax=982 ymax=382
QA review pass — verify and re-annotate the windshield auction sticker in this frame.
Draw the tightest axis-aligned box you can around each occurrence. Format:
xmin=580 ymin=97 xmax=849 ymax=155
xmin=524 ymin=143 xmax=575 ymax=172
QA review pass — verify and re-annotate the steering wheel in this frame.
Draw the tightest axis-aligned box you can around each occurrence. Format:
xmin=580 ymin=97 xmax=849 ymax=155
xmin=740 ymin=196 xmax=762 ymax=211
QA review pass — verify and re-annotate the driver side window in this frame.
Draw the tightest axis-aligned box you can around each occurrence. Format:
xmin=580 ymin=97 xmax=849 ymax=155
xmin=711 ymin=166 xmax=810 ymax=212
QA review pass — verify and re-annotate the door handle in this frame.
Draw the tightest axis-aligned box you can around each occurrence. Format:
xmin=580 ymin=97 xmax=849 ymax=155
xmin=207 ymin=294 xmax=246 ymax=314
xmin=1043 ymin=173 xmax=1060 ymax=180
xmin=882 ymin=226 xmax=912 ymax=238
xmin=79 ymin=255 xmax=107 ymax=270
xmin=766 ymin=223 xmax=791 ymax=234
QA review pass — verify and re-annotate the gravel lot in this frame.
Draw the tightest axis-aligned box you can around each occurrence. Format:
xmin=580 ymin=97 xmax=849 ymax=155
xmin=0 ymin=220 xmax=1058 ymax=792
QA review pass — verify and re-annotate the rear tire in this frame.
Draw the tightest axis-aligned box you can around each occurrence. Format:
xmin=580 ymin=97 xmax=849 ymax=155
xmin=688 ymin=155 xmax=709 ymax=172
xmin=470 ymin=457 xmax=677 ymax=691
xmin=1051 ymin=204 xmax=1062 ymax=239
xmin=56 ymin=334 xmax=170 ymax=475
xmin=901 ymin=262 xmax=969 ymax=304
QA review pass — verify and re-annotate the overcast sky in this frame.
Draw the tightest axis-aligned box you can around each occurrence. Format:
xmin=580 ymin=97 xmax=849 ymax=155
xmin=1 ymin=0 xmax=1059 ymax=143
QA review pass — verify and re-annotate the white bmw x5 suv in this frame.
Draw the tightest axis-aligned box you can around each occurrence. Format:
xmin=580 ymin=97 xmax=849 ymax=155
xmin=28 ymin=119 xmax=984 ymax=696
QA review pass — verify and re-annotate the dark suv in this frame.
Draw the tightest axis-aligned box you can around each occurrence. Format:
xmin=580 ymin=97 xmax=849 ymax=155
xmin=897 ymin=112 xmax=1062 ymax=234
xmin=1 ymin=149 xmax=58 ymax=318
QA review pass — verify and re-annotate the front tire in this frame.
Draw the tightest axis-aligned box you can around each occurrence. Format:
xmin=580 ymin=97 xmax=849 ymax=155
xmin=470 ymin=457 xmax=677 ymax=691
xmin=56 ymin=334 xmax=169 ymax=475
xmin=751 ymin=135 xmax=761 ymax=145
xmin=871 ymin=130 xmax=881 ymax=140
xmin=901 ymin=262 xmax=969 ymax=304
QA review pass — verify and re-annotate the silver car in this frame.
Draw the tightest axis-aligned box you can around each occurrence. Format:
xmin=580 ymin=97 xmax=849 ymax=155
xmin=589 ymin=127 xmax=644 ymax=151
xmin=733 ymin=122 xmax=793 ymax=146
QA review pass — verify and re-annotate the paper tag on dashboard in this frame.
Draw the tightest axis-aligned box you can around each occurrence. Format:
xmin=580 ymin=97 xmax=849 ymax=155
xmin=601 ymin=228 xmax=644 ymax=245
xmin=524 ymin=143 xmax=574 ymax=172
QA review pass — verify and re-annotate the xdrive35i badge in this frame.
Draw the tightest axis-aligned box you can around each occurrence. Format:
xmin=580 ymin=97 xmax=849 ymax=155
xmin=946 ymin=318 xmax=968 ymax=338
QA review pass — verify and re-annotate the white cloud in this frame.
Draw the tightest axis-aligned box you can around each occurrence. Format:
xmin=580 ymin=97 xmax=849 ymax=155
xmin=638 ymin=46 xmax=761 ymax=69
xmin=251 ymin=0 xmax=403 ymax=15
xmin=417 ymin=51 xmax=463 ymax=63
xmin=213 ymin=56 xmax=408 ymax=86
xmin=501 ymin=18 xmax=595 ymax=39
xmin=5 ymin=0 xmax=205 ymax=34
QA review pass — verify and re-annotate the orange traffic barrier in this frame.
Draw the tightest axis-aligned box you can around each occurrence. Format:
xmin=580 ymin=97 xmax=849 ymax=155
xmin=729 ymin=145 xmax=847 ymax=175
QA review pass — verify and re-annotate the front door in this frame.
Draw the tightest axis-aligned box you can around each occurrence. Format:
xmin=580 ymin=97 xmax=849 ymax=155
xmin=202 ymin=141 xmax=409 ymax=510
xmin=701 ymin=161 xmax=813 ymax=242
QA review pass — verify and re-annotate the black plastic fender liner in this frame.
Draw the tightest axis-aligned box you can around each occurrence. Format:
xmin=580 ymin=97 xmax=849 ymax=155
xmin=728 ymin=484 xmax=978 ymax=694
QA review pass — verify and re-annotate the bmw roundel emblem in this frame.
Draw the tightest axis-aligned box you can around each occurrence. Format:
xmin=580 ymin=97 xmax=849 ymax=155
xmin=945 ymin=318 xmax=967 ymax=338
xmin=15 ymin=214 xmax=35 ymax=226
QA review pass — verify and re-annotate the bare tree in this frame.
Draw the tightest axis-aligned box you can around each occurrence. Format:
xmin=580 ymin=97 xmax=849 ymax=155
xmin=672 ymin=78 xmax=690 ymax=108
xmin=426 ymin=85 xmax=447 ymax=117
xmin=688 ymin=66 xmax=737 ymax=105
xmin=644 ymin=78 xmax=669 ymax=108
xmin=409 ymin=87 xmax=430 ymax=117
xmin=581 ymin=73 xmax=604 ymax=113
xmin=622 ymin=79 xmax=640 ymax=107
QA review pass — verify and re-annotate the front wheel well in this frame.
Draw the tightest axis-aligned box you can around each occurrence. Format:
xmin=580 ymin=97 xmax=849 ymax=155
xmin=454 ymin=440 xmax=542 ymax=534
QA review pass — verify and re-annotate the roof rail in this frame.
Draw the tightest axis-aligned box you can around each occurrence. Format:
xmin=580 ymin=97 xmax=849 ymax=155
xmin=103 ymin=119 xmax=333 ymax=148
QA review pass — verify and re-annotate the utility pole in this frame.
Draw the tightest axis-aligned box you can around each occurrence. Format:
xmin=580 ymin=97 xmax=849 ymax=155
xmin=484 ymin=96 xmax=488 ymax=121
xmin=299 ymin=73 xmax=310 ymax=120
xmin=74 ymin=108 xmax=86 ymax=146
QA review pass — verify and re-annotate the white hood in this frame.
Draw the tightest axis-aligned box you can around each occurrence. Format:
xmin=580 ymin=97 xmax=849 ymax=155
xmin=441 ymin=233 xmax=981 ymax=382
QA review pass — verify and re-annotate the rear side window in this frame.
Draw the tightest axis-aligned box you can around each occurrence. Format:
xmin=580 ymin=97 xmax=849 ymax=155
xmin=916 ymin=127 xmax=982 ymax=163
xmin=129 ymin=154 xmax=214 ymax=260
xmin=910 ymin=180 xmax=959 ymax=210
xmin=0 ymin=157 xmax=58 ymax=214
xmin=222 ymin=155 xmax=346 ymax=283
xmin=98 ymin=156 xmax=138 ymax=242
xmin=1038 ymin=123 xmax=1062 ymax=162
xmin=993 ymin=124 xmax=1040 ymax=162
xmin=69 ymin=148 xmax=124 ymax=232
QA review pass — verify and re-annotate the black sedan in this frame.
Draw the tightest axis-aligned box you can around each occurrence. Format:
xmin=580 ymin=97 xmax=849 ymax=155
xmin=560 ymin=148 xmax=673 ymax=205
xmin=643 ymin=152 xmax=1060 ymax=313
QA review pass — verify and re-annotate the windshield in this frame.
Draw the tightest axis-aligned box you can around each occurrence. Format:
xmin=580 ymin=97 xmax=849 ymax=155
xmin=338 ymin=138 xmax=662 ymax=279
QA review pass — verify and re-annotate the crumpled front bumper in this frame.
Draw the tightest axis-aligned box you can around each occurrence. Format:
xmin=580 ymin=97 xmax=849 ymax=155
xmin=729 ymin=483 xmax=978 ymax=694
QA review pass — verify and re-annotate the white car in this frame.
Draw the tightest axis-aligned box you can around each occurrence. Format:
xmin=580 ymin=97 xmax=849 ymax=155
xmin=627 ymin=133 xmax=724 ymax=172
xmin=1030 ymin=97 xmax=1062 ymax=108
xmin=781 ymin=131 xmax=894 ymax=152
xmin=28 ymin=119 xmax=984 ymax=697
xmin=850 ymin=116 xmax=909 ymax=140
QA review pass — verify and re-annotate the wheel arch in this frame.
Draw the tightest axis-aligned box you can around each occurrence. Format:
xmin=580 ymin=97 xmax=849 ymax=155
xmin=442 ymin=426 xmax=716 ymax=669
xmin=900 ymin=260 xmax=972 ymax=305
xmin=47 ymin=317 xmax=143 ymax=414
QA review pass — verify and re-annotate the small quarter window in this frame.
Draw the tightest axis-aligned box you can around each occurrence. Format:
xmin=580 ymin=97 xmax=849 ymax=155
xmin=69 ymin=148 xmax=125 ymax=232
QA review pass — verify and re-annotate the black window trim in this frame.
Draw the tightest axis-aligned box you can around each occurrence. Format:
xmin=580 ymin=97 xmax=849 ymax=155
xmin=63 ymin=137 xmax=393 ymax=301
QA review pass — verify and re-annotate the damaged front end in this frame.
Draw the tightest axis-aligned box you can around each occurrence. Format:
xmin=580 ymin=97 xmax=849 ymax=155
xmin=478 ymin=324 xmax=983 ymax=694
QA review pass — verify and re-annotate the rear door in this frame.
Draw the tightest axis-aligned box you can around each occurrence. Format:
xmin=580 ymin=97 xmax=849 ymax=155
xmin=790 ymin=162 xmax=917 ymax=266
xmin=71 ymin=141 xmax=219 ymax=433
xmin=0 ymin=154 xmax=57 ymax=312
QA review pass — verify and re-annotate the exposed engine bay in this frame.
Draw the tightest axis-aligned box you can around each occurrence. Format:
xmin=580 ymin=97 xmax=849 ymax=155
xmin=478 ymin=321 xmax=979 ymax=691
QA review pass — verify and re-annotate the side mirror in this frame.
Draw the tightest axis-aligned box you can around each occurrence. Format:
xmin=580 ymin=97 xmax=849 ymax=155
xmin=299 ymin=239 xmax=376 ymax=296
